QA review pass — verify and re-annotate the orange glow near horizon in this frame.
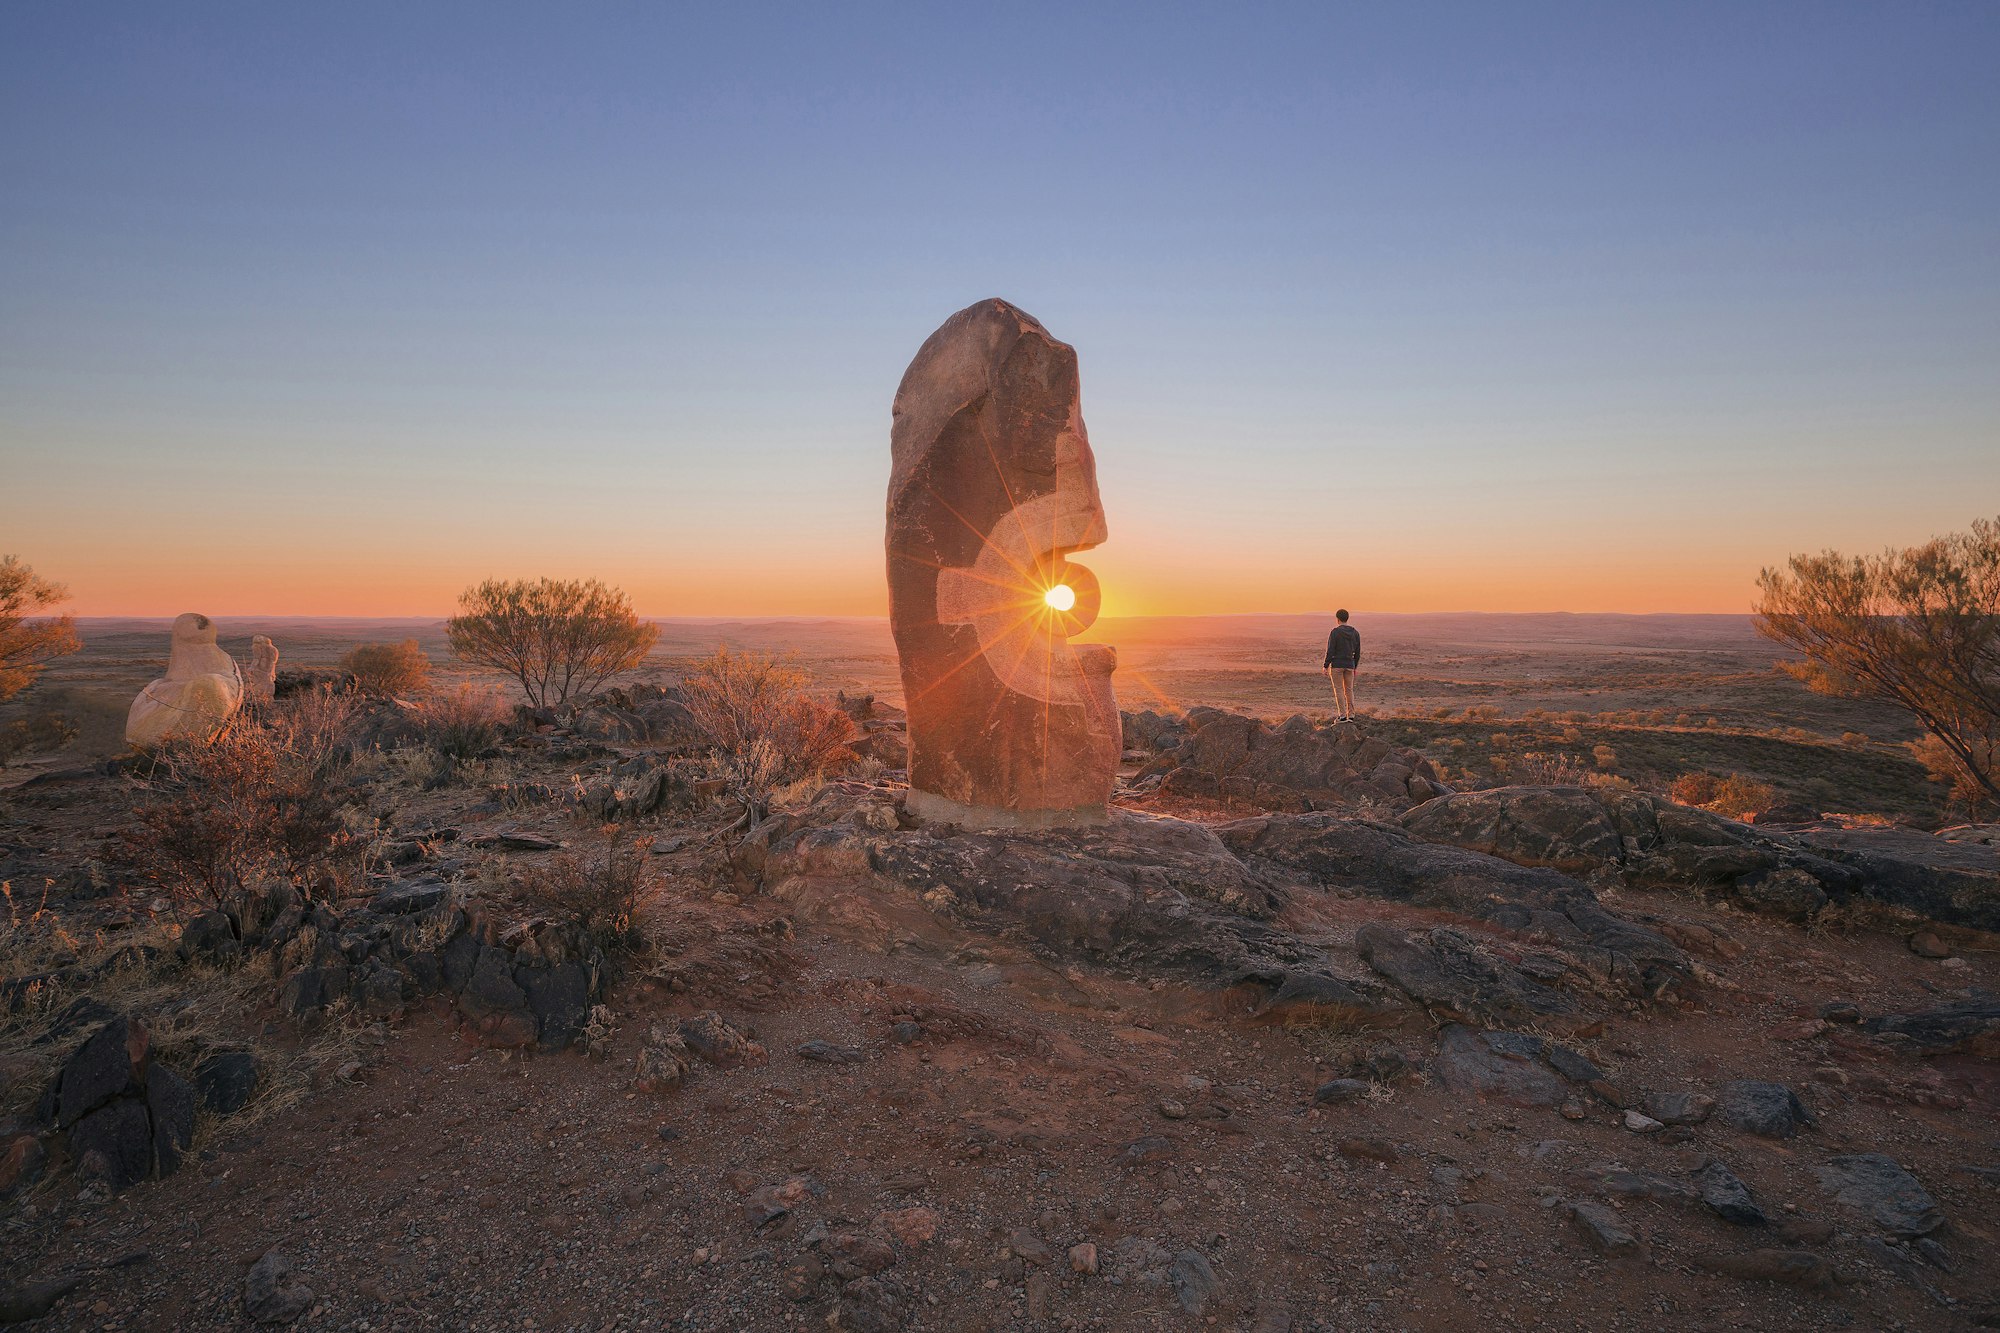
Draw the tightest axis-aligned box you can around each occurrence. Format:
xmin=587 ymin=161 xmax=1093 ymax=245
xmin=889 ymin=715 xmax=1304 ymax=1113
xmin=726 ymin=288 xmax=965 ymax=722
xmin=8 ymin=491 xmax=1967 ymax=621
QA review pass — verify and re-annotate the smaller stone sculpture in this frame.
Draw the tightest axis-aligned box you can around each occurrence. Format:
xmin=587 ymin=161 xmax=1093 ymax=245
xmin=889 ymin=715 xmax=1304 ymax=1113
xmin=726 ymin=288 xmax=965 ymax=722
xmin=125 ymin=613 xmax=245 ymax=747
xmin=244 ymin=635 xmax=279 ymax=703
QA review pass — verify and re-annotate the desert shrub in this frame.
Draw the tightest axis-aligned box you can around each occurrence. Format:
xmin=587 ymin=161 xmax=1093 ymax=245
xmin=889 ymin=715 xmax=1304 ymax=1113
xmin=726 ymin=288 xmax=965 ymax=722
xmin=339 ymin=639 xmax=431 ymax=696
xmin=121 ymin=689 xmax=363 ymax=910
xmin=1712 ymin=775 xmax=1780 ymax=816
xmin=1840 ymin=731 xmax=1871 ymax=749
xmin=1758 ymin=515 xmax=2000 ymax=808
xmin=410 ymin=683 xmax=508 ymax=762
xmin=447 ymin=577 xmax=658 ymax=707
xmin=513 ymin=823 xmax=651 ymax=951
xmin=0 ymin=710 xmax=78 ymax=764
xmin=681 ymin=647 xmax=859 ymax=823
xmin=1592 ymin=744 xmax=1619 ymax=770
xmin=1515 ymin=752 xmax=1591 ymax=786
xmin=1462 ymin=705 xmax=1501 ymax=723
xmin=1669 ymin=772 xmax=1720 ymax=807
xmin=0 ymin=555 xmax=80 ymax=703
xmin=1909 ymin=733 xmax=1997 ymax=818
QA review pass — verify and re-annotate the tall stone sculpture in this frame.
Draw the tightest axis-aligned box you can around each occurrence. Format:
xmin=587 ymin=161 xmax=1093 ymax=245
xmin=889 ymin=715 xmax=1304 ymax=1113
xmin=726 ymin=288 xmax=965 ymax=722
xmin=245 ymin=635 xmax=279 ymax=704
xmin=125 ymin=613 xmax=245 ymax=747
xmin=887 ymin=299 xmax=1120 ymax=828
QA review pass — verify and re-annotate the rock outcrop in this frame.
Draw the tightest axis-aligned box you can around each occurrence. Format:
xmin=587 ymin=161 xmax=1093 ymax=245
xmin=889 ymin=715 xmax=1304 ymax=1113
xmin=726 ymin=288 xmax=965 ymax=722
xmin=1401 ymin=785 xmax=2000 ymax=931
xmin=1125 ymin=708 xmax=1451 ymax=813
xmin=887 ymin=299 xmax=1120 ymax=831
xmin=124 ymin=612 xmax=245 ymax=746
xmin=736 ymin=785 xmax=1691 ymax=1024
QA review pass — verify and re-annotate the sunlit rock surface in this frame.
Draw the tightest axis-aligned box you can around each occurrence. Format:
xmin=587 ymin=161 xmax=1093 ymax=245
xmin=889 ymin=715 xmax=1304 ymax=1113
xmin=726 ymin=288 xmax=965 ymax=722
xmin=886 ymin=299 xmax=1119 ymax=829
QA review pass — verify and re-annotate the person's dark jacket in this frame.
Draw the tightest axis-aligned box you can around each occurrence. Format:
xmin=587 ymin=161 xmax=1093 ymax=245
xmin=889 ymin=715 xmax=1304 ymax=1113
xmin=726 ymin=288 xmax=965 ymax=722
xmin=1323 ymin=624 xmax=1360 ymax=670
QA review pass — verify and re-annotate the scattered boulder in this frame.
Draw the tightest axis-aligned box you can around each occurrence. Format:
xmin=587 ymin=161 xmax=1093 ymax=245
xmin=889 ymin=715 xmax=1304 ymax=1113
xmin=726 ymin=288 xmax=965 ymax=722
xmin=1693 ymin=1159 xmax=1766 ymax=1226
xmin=678 ymin=1012 xmax=767 ymax=1068
xmin=1433 ymin=1025 xmax=1566 ymax=1108
xmin=0 ymin=1131 xmax=47 ymax=1197
xmin=797 ymin=1039 xmax=867 ymax=1065
xmin=1817 ymin=1153 xmax=1944 ymax=1239
xmin=68 ymin=1097 xmax=153 ymax=1191
xmin=1642 ymin=1091 xmax=1714 ymax=1126
xmin=1169 ymin=1249 xmax=1219 ymax=1315
xmin=192 ymin=1051 xmax=263 ymax=1116
xmin=54 ymin=1016 xmax=148 ymax=1127
xmin=145 ymin=1065 xmax=196 ymax=1177
xmin=1717 ymin=1081 xmax=1812 ymax=1138
xmin=634 ymin=1026 xmax=690 ymax=1094
xmin=243 ymin=1250 xmax=314 ymax=1325
xmin=1862 ymin=999 xmax=2000 ymax=1057
xmin=1567 ymin=1201 xmax=1641 ymax=1256
xmin=1313 ymin=1078 xmax=1370 ymax=1105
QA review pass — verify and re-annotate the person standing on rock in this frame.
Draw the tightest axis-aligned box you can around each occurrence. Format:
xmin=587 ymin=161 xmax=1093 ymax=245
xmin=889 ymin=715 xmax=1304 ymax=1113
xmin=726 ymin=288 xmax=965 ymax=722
xmin=1323 ymin=609 xmax=1360 ymax=721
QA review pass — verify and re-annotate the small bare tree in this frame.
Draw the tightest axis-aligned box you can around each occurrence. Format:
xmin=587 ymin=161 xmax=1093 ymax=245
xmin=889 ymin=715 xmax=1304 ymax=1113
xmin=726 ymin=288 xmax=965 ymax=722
xmin=0 ymin=556 xmax=81 ymax=703
xmin=447 ymin=578 xmax=658 ymax=708
xmin=1756 ymin=515 xmax=2000 ymax=811
xmin=681 ymin=647 xmax=858 ymax=824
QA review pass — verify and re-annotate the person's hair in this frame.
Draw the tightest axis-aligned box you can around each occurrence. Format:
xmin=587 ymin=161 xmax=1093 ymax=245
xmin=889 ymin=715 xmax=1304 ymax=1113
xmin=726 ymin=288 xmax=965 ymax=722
xmin=1335 ymin=609 xmax=1349 ymax=623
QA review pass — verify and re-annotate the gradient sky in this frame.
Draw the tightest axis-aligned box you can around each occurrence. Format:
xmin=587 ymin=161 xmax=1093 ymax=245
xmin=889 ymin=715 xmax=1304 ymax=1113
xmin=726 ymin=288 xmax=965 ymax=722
xmin=3 ymin=3 xmax=1997 ymax=617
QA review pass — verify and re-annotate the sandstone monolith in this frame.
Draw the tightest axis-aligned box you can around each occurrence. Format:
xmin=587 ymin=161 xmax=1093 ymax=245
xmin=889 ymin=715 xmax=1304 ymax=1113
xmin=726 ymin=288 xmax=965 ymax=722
xmin=886 ymin=299 xmax=1119 ymax=828
xmin=124 ymin=613 xmax=245 ymax=746
xmin=244 ymin=635 xmax=279 ymax=703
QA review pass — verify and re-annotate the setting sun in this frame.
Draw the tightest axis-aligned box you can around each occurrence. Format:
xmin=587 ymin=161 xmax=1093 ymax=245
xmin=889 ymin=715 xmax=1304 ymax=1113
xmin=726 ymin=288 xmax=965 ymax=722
xmin=1043 ymin=583 xmax=1076 ymax=612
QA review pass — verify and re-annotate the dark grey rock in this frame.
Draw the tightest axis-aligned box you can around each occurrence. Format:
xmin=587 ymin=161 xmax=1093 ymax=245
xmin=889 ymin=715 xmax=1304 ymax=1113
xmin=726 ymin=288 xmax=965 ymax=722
xmin=1644 ymin=1091 xmax=1715 ymax=1126
xmin=56 ymin=1017 xmax=144 ymax=1127
xmin=1170 ymin=1250 xmax=1218 ymax=1315
xmin=520 ymin=960 xmax=591 ymax=1050
xmin=68 ymin=1097 xmax=152 ymax=1190
xmin=1693 ymin=1159 xmax=1766 ymax=1226
xmin=193 ymin=1051 xmax=262 ymax=1116
xmin=1546 ymin=1044 xmax=1604 ymax=1082
xmin=278 ymin=964 xmax=349 ymax=1020
xmin=369 ymin=878 xmax=448 ymax=915
xmin=796 ymin=1039 xmax=867 ymax=1064
xmin=1862 ymin=1000 xmax=2000 ymax=1055
xmin=1718 ymin=1081 xmax=1811 ymax=1138
xmin=146 ymin=1065 xmax=196 ymax=1177
xmin=439 ymin=930 xmax=480 ymax=991
xmin=1598 ymin=1169 xmax=1692 ymax=1203
xmin=1481 ymin=1030 xmax=1547 ymax=1060
xmin=1817 ymin=1153 xmax=1943 ymax=1239
xmin=178 ymin=910 xmax=239 ymax=960
xmin=1356 ymin=924 xmax=1575 ymax=1025
xmin=1732 ymin=867 xmax=1828 ymax=921
xmin=243 ymin=1250 xmax=313 ymax=1324
xmin=1567 ymin=1200 xmax=1640 ymax=1256
xmin=1433 ymin=1024 xmax=1566 ymax=1107
xmin=1313 ymin=1078 xmax=1370 ymax=1105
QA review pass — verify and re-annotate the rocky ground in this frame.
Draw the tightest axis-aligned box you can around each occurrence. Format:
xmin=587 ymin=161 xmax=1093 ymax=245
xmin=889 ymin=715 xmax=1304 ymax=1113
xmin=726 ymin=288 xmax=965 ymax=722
xmin=2 ymin=700 xmax=1997 ymax=1332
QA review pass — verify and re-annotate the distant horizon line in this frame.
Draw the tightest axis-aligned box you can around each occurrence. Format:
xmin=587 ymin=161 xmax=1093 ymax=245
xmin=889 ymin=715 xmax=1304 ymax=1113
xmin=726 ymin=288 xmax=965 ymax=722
xmin=66 ymin=609 xmax=1763 ymax=623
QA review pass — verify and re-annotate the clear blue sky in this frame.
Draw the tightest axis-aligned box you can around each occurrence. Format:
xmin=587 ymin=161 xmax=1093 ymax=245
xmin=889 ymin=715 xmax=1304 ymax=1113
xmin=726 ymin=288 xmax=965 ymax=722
xmin=3 ymin=2 xmax=1996 ymax=615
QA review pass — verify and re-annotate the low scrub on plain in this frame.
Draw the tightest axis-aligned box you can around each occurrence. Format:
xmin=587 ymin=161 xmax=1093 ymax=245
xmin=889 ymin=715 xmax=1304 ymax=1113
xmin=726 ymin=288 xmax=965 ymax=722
xmin=120 ymin=688 xmax=365 ymax=910
xmin=339 ymin=639 xmax=431 ymax=696
xmin=512 ymin=822 xmax=652 ymax=951
xmin=410 ymin=683 xmax=509 ymax=762
xmin=680 ymin=647 xmax=858 ymax=823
